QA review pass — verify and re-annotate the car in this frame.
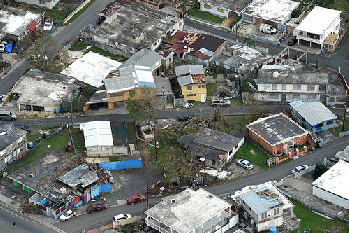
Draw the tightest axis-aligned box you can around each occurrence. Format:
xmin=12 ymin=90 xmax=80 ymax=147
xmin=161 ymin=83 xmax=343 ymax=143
xmin=113 ymin=214 xmax=131 ymax=222
xmin=86 ymin=203 xmax=107 ymax=214
xmin=288 ymin=37 xmax=298 ymax=46
xmin=292 ymin=165 xmax=309 ymax=174
xmin=211 ymin=96 xmax=231 ymax=107
xmin=328 ymin=157 xmax=339 ymax=163
xmin=43 ymin=20 xmax=53 ymax=31
xmin=59 ymin=210 xmax=76 ymax=221
xmin=260 ymin=23 xmax=277 ymax=34
xmin=236 ymin=159 xmax=254 ymax=170
xmin=0 ymin=41 xmax=7 ymax=53
xmin=0 ymin=111 xmax=17 ymax=121
xmin=177 ymin=115 xmax=193 ymax=121
xmin=126 ymin=195 xmax=145 ymax=205
xmin=15 ymin=125 xmax=31 ymax=134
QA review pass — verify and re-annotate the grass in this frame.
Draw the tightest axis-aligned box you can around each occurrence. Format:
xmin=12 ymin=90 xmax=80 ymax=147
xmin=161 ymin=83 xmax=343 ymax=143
xmin=187 ymin=10 xmax=225 ymax=24
xmin=71 ymin=128 xmax=85 ymax=154
xmin=206 ymin=83 xmax=217 ymax=96
xmin=234 ymin=141 xmax=272 ymax=170
xmin=344 ymin=212 xmax=349 ymax=221
xmin=109 ymin=157 xmax=121 ymax=162
xmin=127 ymin=121 xmax=138 ymax=150
xmin=290 ymin=199 xmax=349 ymax=233
xmin=65 ymin=0 xmax=95 ymax=25
xmin=6 ymin=130 xmax=70 ymax=174
xmin=27 ymin=3 xmax=78 ymax=25
xmin=335 ymin=118 xmax=349 ymax=136
xmin=69 ymin=40 xmax=89 ymax=51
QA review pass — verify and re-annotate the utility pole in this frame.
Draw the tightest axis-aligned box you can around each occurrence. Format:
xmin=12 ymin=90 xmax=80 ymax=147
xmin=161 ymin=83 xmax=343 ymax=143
xmin=70 ymin=95 xmax=73 ymax=126
xmin=342 ymin=106 xmax=347 ymax=132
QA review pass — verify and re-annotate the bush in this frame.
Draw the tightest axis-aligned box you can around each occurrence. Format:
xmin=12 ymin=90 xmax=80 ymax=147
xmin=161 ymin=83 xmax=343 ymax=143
xmin=312 ymin=162 xmax=328 ymax=180
xmin=159 ymin=3 xmax=165 ymax=9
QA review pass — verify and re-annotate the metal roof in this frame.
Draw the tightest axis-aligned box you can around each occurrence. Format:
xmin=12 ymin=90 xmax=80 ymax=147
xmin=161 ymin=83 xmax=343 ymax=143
xmin=0 ymin=124 xmax=26 ymax=152
xmin=58 ymin=165 xmax=99 ymax=188
xmin=80 ymin=121 xmax=114 ymax=147
xmin=175 ymin=65 xmax=205 ymax=76
xmin=290 ymin=99 xmax=337 ymax=126
xmin=177 ymin=75 xmax=194 ymax=86
xmin=120 ymin=49 xmax=162 ymax=70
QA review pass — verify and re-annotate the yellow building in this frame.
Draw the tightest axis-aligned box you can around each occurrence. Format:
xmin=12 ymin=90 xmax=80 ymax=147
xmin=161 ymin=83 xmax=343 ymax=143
xmin=175 ymin=65 xmax=207 ymax=102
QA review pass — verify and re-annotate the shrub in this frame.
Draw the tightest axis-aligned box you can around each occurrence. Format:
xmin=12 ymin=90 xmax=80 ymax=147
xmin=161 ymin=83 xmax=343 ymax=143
xmin=312 ymin=162 xmax=328 ymax=180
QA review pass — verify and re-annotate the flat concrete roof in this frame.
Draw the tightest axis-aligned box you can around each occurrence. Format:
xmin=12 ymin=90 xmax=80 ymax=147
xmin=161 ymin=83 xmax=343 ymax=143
xmin=295 ymin=6 xmax=341 ymax=35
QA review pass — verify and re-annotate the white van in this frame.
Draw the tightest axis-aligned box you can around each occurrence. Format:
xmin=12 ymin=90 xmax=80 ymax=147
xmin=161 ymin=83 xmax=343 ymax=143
xmin=0 ymin=111 xmax=17 ymax=121
xmin=260 ymin=24 xmax=277 ymax=34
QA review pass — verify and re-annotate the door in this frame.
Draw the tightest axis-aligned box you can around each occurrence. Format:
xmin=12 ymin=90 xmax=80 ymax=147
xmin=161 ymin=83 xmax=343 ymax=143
xmin=201 ymin=94 xmax=206 ymax=102
xmin=281 ymin=94 xmax=286 ymax=102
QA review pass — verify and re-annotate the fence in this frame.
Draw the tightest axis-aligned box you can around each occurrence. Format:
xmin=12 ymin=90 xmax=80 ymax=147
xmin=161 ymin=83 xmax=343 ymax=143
xmin=339 ymin=130 xmax=349 ymax=137
xmin=99 ymin=160 xmax=142 ymax=170
xmin=113 ymin=216 xmax=140 ymax=228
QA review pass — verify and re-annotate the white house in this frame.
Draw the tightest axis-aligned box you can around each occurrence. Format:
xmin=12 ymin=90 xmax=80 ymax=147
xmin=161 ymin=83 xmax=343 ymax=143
xmin=199 ymin=0 xmax=251 ymax=18
xmin=232 ymin=181 xmax=294 ymax=232
xmin=293 ymin=6 xmax=341 ymax=49
xmin=145 ymin=188 xmax=239 ymax=233
xmin=312 ymin=160 xmax=349 ymax=209
xmin=14 ymin=0 xmax=61 ymax=9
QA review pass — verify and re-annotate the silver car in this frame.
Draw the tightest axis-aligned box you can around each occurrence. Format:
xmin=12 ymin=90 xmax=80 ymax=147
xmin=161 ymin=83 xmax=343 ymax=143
xmin=236 ymin=159 xmax=254 ymax=170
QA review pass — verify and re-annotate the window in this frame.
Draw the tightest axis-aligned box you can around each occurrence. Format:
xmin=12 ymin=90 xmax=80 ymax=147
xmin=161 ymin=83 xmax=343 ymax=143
xmin=307 ymin=85 xmax=315 ymax=91
xmin=186 ymin=86 xmax=192 ymax=90
xmin=327 ymin=120 xmax=333 ymax=125
xmin=293 ymin=93 xmax=300 ymax=99
xmin=274 ymin=208 xmax=279 ymax=215
xmin=217 ymin=8 xmax=225 ymax=13
xmin=204 ymin=4 xmax=212 ymax=9
xmin=187 ymin=94 xmax=196 ymax=97
xmin=109 ymin=92 xmax=124 ymax=97
xmin=272 ymin=84 xmax=277 ymax=90
xmin=293 ymin=84 xmax=301 ymax=90
xmin=281 ymin=84 xmax=286 ymax=90
xmin=197 ymin=85 xmax=205 ymax=88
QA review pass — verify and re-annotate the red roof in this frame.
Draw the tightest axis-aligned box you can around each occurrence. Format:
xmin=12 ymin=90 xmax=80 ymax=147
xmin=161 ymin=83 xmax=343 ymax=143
xmin=194 ymin=51 xmax=211 ymax=60
xmin=27 ymin=20 xmax=39 ymax=31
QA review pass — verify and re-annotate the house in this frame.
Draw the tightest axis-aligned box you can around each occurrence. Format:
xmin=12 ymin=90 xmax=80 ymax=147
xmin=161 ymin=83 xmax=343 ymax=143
xmin=0 ymin=124 xmax=27 ymax=171
xmin=10 ymin=69 xmax=79 ymax=114
xmin=254 ymin=64 xmax=347 ymax=105
xmin=175 ymin=65 xmax=207 ymax=102
xmin=232 ymin=181 xmax=294 ymax=232
xmin=9 ymin=151 xmax=111 ymax=219
xmin=145 ymin=188 xmax=239 ymax=233
xmin=137 ymin=0 xmax=164 ymax=9
xmin=312 ymin=160 xmax=349 ymax=209
xmin=211 ymin=42 xmax=272 ymax=74
xmin=199 ymin=0 xmax=251 ymax=18
xmin=289 ymin=99 xmax=337 ymax=137
xmin=247 ymin=113 xmax=308 ymax=155
xmin=14 ymin=0 xmax=61 ymax=9
xmin=178 ymin=128 xmax=245 ymax=169
xmin=164 ymin=31 xmax=226 ymax=65
xmin=0 ymin=7 xmax=42 ymax=41
xmin=61 ymin=51 xmax=122 ymax=88
xmin=80 ymin=121 xmax=128 ymax=157
xmin=241 ymin=0 xmax=299 ymax=30
xmin=293 ymin=6 xmax=341 ymax=50
xmin=81 ymin=4 xmax=184 ymax=57
xmin=104 ymin=65 xmax=156 ymax=109
xmin=153 ymin=75 xmax=175 ymax=109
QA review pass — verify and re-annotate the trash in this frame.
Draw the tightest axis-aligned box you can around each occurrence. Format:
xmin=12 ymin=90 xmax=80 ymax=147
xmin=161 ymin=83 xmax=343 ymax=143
xmin=47 ymin=145 xmax=51 ymax=148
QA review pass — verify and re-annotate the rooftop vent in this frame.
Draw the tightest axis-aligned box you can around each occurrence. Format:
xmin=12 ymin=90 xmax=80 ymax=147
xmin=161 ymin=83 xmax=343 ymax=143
xmin=171 ymin=199 xmax=176 ymax=204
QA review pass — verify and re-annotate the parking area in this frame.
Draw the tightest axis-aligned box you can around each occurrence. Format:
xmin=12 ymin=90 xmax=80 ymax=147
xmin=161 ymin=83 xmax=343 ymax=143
xmin=237 ymin=23 xmax=282 ymax=43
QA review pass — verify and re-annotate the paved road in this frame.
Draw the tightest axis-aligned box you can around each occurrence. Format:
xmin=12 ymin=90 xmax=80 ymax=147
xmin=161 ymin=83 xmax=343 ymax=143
xmin=0 ymin=203 xmax=58 ymax=233
xmin=184 ymin=19 xmax=349 ymax=80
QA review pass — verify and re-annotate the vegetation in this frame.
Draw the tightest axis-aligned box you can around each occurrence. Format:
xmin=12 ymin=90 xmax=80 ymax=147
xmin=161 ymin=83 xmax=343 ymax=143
xmin=229 ymin=16 xmax=242 ymax=29
xmin=60 ymin=85 xmax=96 ymax=113
xmin=234 ymin=141 xmax=272 ymax=170
xmin=206 ymin=83 xmax=217 ymax=96
xmin=65 ymin=0 xmax=95 ymax=25
xmin=243 ymin=37 xmax=256 ymax=47
xmin=290 ymin=199 xmax=349 ymax=232
xmin=187 ymin=9 xmax=225 ymax=24
xmin=312 ymin=162 xmax=328 ymax=180
xmin=125 ymin=87 xmax=156 ymax=123
xmin=71 ymin=128 xmax=85 ymax=154
xmin=127 ymin=122 xmax=138 ymax=149
xmin=242 ymin=79 xmax=257 ymax=93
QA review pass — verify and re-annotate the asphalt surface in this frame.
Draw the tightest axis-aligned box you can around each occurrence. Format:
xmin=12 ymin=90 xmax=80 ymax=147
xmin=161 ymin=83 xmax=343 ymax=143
xmin=0 ymin=203 xmax=57 ymax=233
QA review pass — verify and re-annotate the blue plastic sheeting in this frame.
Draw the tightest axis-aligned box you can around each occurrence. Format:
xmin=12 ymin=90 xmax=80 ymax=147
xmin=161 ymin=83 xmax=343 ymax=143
xmin=91 ymin=186 xmax=100 ymax=198
xmin=99 ymin=183 xmax=111 ymax=193
xmin=74 ymin=201 xmax=83 ymax=207
xmin=5 ymin=44 xmax=12 ymax=53
xmin=99 ymin=160 xmax=142 ymax=170
xmin=39 ymin=198 xmax=48 ymax=206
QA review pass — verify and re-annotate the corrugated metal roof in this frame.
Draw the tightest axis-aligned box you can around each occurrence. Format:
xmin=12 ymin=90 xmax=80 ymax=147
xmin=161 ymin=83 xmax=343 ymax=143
xmin=177 ymin=75 xmax=193 ymax=86
xmin=175 ymin=65 xmax=205 ymax=76
xmin=58 ymin=165 xmax=99 ymax=188
xmin=290 ymin=99 xmax=337 ymax=126
xmin=80 ymin=121 xmax=114 ymax=147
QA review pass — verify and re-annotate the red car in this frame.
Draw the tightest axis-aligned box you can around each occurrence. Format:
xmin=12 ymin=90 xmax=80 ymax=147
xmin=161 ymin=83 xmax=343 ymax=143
xmin=86 ymin=203 xmax=107 ymax=214
xmin=126 ymin=195 xmax=146 ymax=205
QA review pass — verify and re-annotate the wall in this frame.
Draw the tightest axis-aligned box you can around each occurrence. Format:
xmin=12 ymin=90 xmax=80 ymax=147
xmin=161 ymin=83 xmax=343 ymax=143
xmin=248 ymin=130 xmax=276 ymax=154
xmin=87 ymin=145 xmax=128 ymax=157
xmin=181 ymin=84 xmax=207 ymax=102
xmin=99 ymin=160 xmax=142 ymax=170
xmin=226 ymin=137 xmax=245 ymax=161
xmin=257 ymin=83 xmax=323 ymax=94
xmin=313 ymin=185 xmax=349 ymax=209
xmin=0 ymin=135 xmax=27 ymax=171
xmin=200 ymin=2 xmax=230 ymax=18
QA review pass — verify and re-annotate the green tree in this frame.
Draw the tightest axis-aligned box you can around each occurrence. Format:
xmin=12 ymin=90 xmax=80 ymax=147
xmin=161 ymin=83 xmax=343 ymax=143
xmin=243 ymin=37 xmax=256 ymax=47
xmin=312 ymin=162 xmax=328 ymax=180
xmin=176 ymin=0 xmax=189 ymax=16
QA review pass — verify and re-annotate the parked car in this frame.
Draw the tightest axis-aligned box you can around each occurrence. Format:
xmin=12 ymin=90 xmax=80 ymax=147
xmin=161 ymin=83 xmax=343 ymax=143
xmin=288 ymin=37 xmax=298 ymax=46
xmin=259 ymin=24 xmax=277 ymax=34
xmin=329 ymin=157 xmax=339 ymax=163
xmin=126 ymin=195 xmax=145 ymax=205
xmin=292 ymin=165 xmax=309 ymax=174
xmin=113 ymin=214 xmax=131 ymax=222
xmin=177 ymin=115 xmax=193 ymax=121
xmin=59 ymin=210 xmax=76 ymax=221
xmin=0 ymin=41 xmax=7 ymax=53
xmin=86 ymin=203 xmax=107 ymax=214
xmin=43 ymin=19 xmax=53 ymax=31
xmin=211 ymin=96 xmax=231 ymax=107
xmin=236 ymin=159 xmax=254 ymax=170
xmin=15 ymin=125 xmax=31 ymax=133
xmin=0 ymin=111 xmax=17 ymax=121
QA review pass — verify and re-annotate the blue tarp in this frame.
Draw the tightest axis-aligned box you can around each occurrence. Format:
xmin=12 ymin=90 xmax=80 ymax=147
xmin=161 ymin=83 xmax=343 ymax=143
xmin=5 ymin=44 xmax=12 ymax=53
xmin=99 ymin=160 xmax=142 ymax=170
xmin=99 ymin=183 xmax=111 ymax=193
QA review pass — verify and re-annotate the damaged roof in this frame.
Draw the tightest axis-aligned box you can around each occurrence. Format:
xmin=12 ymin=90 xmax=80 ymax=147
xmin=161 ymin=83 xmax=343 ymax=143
xmin=0 ymin=124 xmax=26 ymax=152
xmin=175 ymin=65 xmax=205 ymax=76
xmin=58 ymin=165 xmax=99 ymax=188
xmin=247 ymin=113 xmax=307 ymax=146
xmin=200 ymin=0 xmax=251 ymax=12
xmin=145 ymin=188 xmax=230 ymax=233
xmin=120 ymin=49 xmax=162 ymax=70
xmin=80 ymin=121 xmax=114 ymax=147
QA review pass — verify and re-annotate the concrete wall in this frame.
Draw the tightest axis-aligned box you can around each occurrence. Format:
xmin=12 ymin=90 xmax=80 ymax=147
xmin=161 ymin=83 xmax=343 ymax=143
xmin=200 ymin=2 xmax=230 ymax=18
xmin=313 ymin=185 xmax=349 ymax=209
xmin=181 ymin=84 xmax=207 ymax=102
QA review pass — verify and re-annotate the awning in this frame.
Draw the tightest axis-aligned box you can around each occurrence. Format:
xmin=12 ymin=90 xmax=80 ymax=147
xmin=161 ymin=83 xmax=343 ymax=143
xmin=27 ymin=20 xmax=39 ymax=31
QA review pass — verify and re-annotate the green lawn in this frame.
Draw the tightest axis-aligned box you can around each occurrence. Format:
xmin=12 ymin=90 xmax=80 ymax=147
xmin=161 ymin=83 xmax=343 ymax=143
xmin=187 ymin=10 xmax=225 ymax=24
xmin=6 ymin=130 xmax=70 ymax=174
xmin=335 ymin=118 xmax=349 ymax=136
xmin=234 ymin=141 xmax=272 ymax=169
xmin=206 ymin=83 xmax=217 ymax=96
xmin=291 ymin=199 xmax=349 ymax=233
xmin=65 ymin=0 xmax=95 ymax=25
xmin=71 ymin=128 xmax=85 ymax=154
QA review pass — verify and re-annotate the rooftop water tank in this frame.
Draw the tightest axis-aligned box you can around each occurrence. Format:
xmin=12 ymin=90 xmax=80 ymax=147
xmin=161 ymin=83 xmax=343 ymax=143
xmin=270 ymin=227 xmax=277 ymax=233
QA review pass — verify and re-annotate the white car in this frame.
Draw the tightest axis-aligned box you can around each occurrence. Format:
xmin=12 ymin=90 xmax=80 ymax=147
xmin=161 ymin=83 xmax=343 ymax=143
xmin=113 ymin=214 xmax=131 ymax=222
xmin=0 ymin=41 xmax=7 ymax=53
xmin=59 ymin=210 xmax=76 ymax=221
xmin=236 ymin=159 xmax=254 ymax=170
xmin=292 ymin=165 xmax=309 ymax=174
xmin=43 ymin=20 xmax=53 ymax=31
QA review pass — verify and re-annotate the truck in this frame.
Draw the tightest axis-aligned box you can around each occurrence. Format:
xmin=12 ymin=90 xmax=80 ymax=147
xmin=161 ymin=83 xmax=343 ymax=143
xmin=259 ymin=24 xmax=277 ymax=34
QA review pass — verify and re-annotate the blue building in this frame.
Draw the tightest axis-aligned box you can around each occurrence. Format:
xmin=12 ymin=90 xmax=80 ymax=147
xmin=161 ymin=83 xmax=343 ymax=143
xmin=290 ymin=99 xmax=337 ymax=137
